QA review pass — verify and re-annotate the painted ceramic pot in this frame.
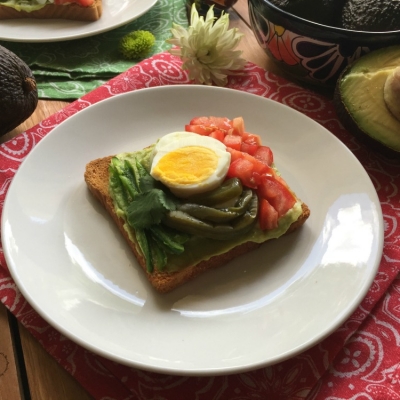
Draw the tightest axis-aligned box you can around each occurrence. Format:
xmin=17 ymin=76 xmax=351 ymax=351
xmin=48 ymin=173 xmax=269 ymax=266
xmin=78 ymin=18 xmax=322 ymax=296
xmin=248 ymin=0 xmax=400 ymax=90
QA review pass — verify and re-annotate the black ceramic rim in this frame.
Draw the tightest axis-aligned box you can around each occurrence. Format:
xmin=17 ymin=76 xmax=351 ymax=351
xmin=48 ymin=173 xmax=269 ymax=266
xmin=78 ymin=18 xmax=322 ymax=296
xmin=252 ymin=0 xmax=400 ymax=36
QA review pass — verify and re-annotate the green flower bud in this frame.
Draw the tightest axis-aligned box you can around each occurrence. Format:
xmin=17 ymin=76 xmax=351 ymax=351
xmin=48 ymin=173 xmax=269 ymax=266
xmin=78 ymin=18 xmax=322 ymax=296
xmin=119 ymin=30 xmax=155 ymax=60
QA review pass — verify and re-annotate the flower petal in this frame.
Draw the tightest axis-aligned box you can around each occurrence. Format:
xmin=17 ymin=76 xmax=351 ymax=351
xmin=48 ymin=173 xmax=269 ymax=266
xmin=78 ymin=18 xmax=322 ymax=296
xmin=166 ymin=3 xmax=246 ymax=86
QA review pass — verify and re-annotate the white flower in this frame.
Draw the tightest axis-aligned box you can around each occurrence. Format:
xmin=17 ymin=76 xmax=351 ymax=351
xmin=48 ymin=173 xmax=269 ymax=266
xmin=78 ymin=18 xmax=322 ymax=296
xmin=167 ymin=4 xmax=246 ymax=86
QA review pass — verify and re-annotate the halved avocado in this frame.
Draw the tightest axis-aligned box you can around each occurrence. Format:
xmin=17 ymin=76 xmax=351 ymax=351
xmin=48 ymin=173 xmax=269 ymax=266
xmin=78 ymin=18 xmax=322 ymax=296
xmin=334 ymin=45 xmax=400 ymax=158
xmin=0 ymin=45 xmax=38 ymax=136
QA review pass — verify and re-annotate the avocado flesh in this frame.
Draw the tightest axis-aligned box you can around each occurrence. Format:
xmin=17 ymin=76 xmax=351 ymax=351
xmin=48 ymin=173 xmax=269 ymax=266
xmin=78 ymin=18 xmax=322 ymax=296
xmin=0 ymin=1 xmax=48 ymax=12
xmin=336 ymin=47 xmax=400 ymax=155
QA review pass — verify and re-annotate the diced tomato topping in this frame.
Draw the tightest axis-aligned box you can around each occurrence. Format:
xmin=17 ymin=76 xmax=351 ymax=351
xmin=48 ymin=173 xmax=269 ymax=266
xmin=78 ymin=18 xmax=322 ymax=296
xmin=209 ymin=129 xmax=225 ymax=142
xmin=259 ymin=198 xmax=279 ymax=230
xmin=183 ymin=116 xmax=296 ymax=231
xmin=231 ymin=117 xmax=245 ymax=135
xmin=242 ymin=132 xmax=262 ymax=146
xmin=253 ymin=145 xmax=274 ymax=166
xmin=189 ymin=116 xmax=232 ymax=132
xmin=189 ymin=117 xmax=210 ymax=125
xmin=250 ymin=158 xmax=273 ymax=176
xmin=274 ymin=175 xmax=290 ymax=189
xmin=226 ymin=147 xmax=243 ymax=163
xmin=241 ymin=141 xmax=258 ymax=155
xmin=223 ymin=134 xmax=242 ymax=150
xmin=226 ymin=148 xmax=274 ymax=176
xmin=257 ymin=175 xmax=296 ymax=217
xmin=185 ymin=124 xmax=213 ymax=135
xmin=227 ymin=158 xmax=260 ymax=189
xmin=226 ymin=150 xmax=274 ymax=189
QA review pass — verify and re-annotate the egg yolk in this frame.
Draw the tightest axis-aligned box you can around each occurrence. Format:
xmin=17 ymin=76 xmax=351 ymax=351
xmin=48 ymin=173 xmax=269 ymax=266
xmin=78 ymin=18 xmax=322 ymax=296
xmin=152 ymin=146 xmax=218 ymax=185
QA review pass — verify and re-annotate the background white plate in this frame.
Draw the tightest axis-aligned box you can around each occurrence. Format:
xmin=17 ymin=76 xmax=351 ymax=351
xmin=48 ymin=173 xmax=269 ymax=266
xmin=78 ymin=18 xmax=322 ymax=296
xmin=2 ymin=86 xmax=383 ymax=375
xmin=0 ymin=0 xmax=157 ymax=42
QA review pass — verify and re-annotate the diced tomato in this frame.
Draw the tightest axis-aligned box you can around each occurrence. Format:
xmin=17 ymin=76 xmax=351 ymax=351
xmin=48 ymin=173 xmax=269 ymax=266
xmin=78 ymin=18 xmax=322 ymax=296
xmin=209 ymin=116 xmax=232 ymax=131
xmin=224 ymin=134 xmax=242 ymax=150
xmin=189 ymin=116 xmax=232 ymax=132
xmin=259 ymin=198 xmax=279 ymax=230
xmin=227 ymin=148 xmax=274 ymax=176
xmin=243 ymin=151 xmax=273 ymax=176
xmin=254 ymin=145 xmax=274 ymax=166
xmin=189 ymin=117 xmax=210 ymax=125
xmin=241 ymin=141 xmax=259 ymax=155
xmin=275 ymin=175 xmax=290 ymax=189
xmin=231 ymin=117 xmax=245 ymax=135
xmin=251 ymin=158 xmax=273 ymax=177
xmin=185 ymin=124 xmax=213 ymax=135
xmin=226 ymin=147 xmax=243 ymax=163
xmin=227 ymin=158 xmax=260 ymax=189
xmin=257 ymin=175 xmax=296 ymax=217
xmin=209 ymin=129 xmax=225 ymax=142
xmin=242 ymin=132 xmax=262 ymax=146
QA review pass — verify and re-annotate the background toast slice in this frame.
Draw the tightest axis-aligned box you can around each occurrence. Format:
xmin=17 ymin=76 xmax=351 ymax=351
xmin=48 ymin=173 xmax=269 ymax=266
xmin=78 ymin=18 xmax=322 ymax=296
xmin=0 ymin=0 xmax=102 ymax=21
xmin=84 ymin=156 xmax=310 ymax=293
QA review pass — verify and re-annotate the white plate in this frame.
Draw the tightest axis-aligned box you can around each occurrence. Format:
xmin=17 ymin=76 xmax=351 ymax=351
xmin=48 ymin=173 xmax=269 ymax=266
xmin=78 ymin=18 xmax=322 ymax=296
xmin=2 ymin=86 xmax=383 ymax=375
xmin=0 ymin=0 xmax=157 ymax=42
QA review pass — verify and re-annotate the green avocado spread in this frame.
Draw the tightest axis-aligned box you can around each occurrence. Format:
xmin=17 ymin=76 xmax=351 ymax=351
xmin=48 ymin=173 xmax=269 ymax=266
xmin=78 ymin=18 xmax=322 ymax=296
xmin=109 ymin=147 xmax=302 ymax=273
xmin=0 ymin=0 xmax=55 ymax=12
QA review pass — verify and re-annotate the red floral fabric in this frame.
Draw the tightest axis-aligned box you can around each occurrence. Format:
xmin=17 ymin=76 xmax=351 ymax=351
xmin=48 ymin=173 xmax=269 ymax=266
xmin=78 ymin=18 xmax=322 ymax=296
xmin=1 ymin=52 xmax=400 ymax=400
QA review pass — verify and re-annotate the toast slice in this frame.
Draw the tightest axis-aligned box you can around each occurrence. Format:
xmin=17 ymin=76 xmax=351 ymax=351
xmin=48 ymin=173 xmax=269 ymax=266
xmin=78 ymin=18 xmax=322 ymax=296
xmin=84 ymin=155 xmax=310 ymax=293
xmin=0 ymin=0 xmax=102 ymax=21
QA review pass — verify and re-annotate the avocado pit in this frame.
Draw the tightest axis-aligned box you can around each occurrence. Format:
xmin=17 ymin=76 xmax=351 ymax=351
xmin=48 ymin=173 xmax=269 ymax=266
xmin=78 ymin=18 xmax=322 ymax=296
xmin=384 ymin=66 xmax=400 ymax=122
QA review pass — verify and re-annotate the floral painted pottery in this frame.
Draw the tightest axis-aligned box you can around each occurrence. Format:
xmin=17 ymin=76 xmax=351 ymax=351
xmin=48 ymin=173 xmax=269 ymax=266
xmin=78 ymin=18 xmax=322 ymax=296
xmin=248 ymin=0 xmax=400 ymax=90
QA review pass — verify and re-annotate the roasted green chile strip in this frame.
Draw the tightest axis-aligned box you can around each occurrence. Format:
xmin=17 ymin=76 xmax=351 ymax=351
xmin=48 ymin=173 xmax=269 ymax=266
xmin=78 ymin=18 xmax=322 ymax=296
xmin=178 ymin=189 xmax=253 ymax=223
xmin=185 ymin=178 xmax=243 ymax=206
xmin=163 ymin=193 xmax=258 ymax=240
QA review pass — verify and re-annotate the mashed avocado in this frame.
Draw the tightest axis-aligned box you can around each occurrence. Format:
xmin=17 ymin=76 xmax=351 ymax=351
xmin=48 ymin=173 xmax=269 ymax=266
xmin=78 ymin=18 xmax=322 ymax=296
xmin=0 ymin=0 xmax=55 ymax=12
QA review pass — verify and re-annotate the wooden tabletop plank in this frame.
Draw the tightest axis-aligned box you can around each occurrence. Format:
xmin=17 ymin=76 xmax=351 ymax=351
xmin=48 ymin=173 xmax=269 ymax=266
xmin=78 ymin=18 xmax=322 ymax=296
xmin=1 ymin=100 xmax=70 ymax=144
xmin=19 ymin=324 xmax=93 ymax=400
xmin=0 ymin=306 xmax=26 ymax=400
xmin=232 ymin=0 xmax=251 ymax=26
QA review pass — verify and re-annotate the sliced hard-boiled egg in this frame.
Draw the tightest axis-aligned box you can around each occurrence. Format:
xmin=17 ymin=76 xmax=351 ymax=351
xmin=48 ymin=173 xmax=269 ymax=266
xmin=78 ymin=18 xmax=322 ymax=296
xmin=150 ymin=131 xmax=231 ymax=197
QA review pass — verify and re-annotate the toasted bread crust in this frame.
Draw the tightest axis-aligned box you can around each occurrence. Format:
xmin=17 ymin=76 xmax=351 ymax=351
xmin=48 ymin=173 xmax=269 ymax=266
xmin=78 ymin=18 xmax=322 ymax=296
xmin=84 ymin=156 xmax=310 ymax=293
xmin=0 ymin=0 xmax=102 ymax=21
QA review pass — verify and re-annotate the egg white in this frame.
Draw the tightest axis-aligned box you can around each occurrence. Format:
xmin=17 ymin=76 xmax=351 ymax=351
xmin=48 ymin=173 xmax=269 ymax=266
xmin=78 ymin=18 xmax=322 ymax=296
xmin=150 ymin=131 xmax=231 ymax=197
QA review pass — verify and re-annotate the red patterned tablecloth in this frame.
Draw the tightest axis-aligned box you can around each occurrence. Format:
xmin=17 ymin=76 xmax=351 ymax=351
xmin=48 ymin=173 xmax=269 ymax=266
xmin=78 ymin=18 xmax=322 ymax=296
xmin=1 ymin=52 xmax=400 ymax=400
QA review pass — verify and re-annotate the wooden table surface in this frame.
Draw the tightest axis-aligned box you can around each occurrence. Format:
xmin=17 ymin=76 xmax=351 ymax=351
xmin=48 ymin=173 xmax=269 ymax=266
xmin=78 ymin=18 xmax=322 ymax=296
xmin=0 ymin=2 xmax=284 ymax=398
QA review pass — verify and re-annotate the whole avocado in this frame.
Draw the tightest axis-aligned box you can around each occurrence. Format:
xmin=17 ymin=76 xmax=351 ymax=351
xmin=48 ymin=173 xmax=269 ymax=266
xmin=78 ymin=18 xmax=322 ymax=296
xmin=268 ymin=0 xmax=347 ymax=27
xmin=0 ymin=45 xmax=38 ymax=136
xmin=341 ymin=0 xmax=400 ymax=31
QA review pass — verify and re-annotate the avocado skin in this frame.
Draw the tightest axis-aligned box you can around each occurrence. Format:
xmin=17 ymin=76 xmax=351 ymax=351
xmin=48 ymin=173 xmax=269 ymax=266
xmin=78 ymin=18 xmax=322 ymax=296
xmin=0 ymin=45 xmax=38 ymax=136
xmin=268 ymin=0 xmax=347 ymax=27
xmin=333 ymin=46 xmax=400 ymax=159
xmin=341 ymin=0 xmax=400 ymax=31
